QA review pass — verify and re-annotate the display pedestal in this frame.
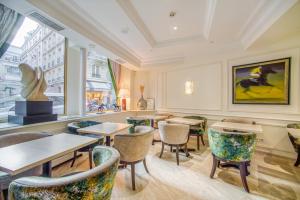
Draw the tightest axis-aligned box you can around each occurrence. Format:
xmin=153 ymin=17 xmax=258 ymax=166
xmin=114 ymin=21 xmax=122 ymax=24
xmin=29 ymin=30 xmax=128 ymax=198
xmin=8 ymin=101 xmax=57 ymax=125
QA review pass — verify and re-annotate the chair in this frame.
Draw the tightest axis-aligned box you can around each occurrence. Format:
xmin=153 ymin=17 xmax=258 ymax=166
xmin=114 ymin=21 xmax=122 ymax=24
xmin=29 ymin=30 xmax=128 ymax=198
xmin=158 ymin=121 xmax=190 ymax=165
xmin=221 ymin=118 xmax=256 ymax=125
xmin=113 ymin=126 xmax=154 ymax=190
xmin=8 ymin=146 xmax=120 ymax=200
xmin=0 ymin=132 xmax=52 ymax=200
xmin=183 ymin=116 xmax=207 ymax=150
xmin=67 ymin=121 xmax=104 ymax=169
xmin=208 ymin=128 xmax=256 ymax=192
xmin=126 ymin=117 xmax=151 ymax=133
xmin=287 ymin=123 xmax=300 ymax=166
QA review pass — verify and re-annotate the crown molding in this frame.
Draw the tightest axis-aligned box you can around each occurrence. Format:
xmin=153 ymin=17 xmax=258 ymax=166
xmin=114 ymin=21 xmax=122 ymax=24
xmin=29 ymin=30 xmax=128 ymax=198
xmin=28 ymin=0 xmax=141 ymax=67
xmin=239 ymin=0 xmax=298 ymax=49
xmin=141 ymin=56 xmax=184 ymax=67
xmin=203 ymin=0 xmax=218 ymax=41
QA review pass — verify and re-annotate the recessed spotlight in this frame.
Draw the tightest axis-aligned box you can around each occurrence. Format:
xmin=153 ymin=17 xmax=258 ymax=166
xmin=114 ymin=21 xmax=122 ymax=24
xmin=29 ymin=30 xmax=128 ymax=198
xmin=173 ymin=26 xmax=178 ymax=30
xmin=169 ymin=11 xmax=176 ymax=17
xmin=121 ymin=27 xmax=129 ymax=34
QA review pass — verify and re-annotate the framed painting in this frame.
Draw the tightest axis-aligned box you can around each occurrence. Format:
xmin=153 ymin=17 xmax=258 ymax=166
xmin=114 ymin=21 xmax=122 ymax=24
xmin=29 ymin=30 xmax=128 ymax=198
xmin=232 ymin=57 xmax=291 ymax=104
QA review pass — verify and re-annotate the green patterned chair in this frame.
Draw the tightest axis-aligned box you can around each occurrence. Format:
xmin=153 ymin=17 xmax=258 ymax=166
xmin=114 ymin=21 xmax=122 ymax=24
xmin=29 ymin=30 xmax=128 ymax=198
xmin=208 ymin=128 xmax=256 ymax=193
xmin=9 ymin=146 xmax=120 ymax=200
xmin=287 ymin=123 xmax=300 ymax=167
xmin=183 ymin=116 xmax=207 ymax=150
xmin=68 ymin=120 xmax=104 ymax=169
xmin=126 ymin=117 xmax=151 ymax=134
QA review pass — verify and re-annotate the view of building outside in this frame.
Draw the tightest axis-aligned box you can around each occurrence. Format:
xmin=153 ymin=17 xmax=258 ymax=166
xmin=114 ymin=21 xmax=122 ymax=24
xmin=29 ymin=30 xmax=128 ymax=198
xmin=86 ymin=51 xmax=116 ymax=112
xmin=0 ymin=18 xmax=65 ymax=122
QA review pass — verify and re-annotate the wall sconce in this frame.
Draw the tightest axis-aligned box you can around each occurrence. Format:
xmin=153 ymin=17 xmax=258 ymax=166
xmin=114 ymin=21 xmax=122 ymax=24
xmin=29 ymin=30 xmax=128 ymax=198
xmin=185 ymin=81 xmax=194 ymax=95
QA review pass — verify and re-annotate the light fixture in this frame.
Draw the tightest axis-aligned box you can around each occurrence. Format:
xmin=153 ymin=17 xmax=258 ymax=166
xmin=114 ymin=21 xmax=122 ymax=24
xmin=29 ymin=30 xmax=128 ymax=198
xmin=185 ymin=81 xmax=194 ymax=95
xmin=173 ymin=26 xmax=178 ymax=30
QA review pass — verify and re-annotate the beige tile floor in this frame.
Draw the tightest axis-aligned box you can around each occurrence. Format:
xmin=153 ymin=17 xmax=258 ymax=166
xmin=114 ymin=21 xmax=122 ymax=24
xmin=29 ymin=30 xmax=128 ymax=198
xmin=53 ymin=136 xmax=300 ymax=200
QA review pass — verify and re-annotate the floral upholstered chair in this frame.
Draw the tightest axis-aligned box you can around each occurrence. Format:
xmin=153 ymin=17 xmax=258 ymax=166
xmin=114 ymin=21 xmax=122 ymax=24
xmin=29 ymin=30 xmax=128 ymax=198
xmin=208 ymin=128 xmax=256 ymax=193
xmin=68 ymin=120 xmax=104 ymax=169
xmin=0 ymin=132 xmax=52 ymax=200
xmin=126 ymin=117 xmax=151 ymax=133
xmin=9 ymin=146 xmax=120 ymax=200
xmin=287 ymin=123 xmax=300 ymax=166
xmin=183 ymin=116 xmax=207 ymax=150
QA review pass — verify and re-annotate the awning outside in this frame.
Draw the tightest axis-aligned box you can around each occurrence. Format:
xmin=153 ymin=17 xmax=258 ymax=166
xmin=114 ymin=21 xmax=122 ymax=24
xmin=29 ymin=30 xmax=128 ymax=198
xmin=86 ymin=81 xmax=112 ymax=92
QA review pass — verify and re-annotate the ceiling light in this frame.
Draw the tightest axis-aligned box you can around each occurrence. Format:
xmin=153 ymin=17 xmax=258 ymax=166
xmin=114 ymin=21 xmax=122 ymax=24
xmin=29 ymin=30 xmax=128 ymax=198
xmin=173 ymin=26 xmax=178 ymax=30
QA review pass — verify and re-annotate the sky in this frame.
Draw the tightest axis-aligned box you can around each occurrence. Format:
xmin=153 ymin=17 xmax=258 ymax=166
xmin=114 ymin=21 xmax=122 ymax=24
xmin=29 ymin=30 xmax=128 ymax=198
xmin=11 ymin=17 xmax=39 ymax=47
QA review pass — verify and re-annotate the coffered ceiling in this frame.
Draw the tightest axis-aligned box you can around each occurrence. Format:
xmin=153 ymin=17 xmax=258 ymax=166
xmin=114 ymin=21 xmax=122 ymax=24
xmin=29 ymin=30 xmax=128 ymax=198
xmin=3 ymin=0 xmax=299 ymax=69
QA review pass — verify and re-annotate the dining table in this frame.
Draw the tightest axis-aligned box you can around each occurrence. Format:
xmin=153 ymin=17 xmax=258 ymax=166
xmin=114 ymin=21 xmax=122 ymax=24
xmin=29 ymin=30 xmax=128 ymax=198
xmin=166 ymin=117 xmax=204 ymax=126
xmin=136 ymin=115 xmax=170 ymax=127
xmin=77 ymin=122 xmax=132 ymax=146
xmin=0 ymin=133 xmax=98 ymax=177
xmin=211 ymin=121 xmax=263 ymax=134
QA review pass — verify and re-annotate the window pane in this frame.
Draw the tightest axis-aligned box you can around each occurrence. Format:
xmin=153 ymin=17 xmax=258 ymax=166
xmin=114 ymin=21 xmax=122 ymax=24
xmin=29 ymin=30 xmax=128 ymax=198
xmin=0 ymin=17 xmax=66 ymax=123
xmin=86 ymin=51 xmax=116 ymax=112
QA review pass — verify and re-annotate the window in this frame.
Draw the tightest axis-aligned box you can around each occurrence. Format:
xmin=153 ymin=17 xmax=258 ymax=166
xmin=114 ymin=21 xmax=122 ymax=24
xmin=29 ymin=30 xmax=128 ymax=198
xmin=0 ymin=17 xmax=66 ymax=123
xmin=86 ymin=51 xmax=116 ymax=112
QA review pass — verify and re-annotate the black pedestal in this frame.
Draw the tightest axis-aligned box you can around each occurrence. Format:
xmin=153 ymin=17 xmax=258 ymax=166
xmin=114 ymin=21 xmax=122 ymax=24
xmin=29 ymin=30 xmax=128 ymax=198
xmin=8 ymin=101 xmax=58 ymax=125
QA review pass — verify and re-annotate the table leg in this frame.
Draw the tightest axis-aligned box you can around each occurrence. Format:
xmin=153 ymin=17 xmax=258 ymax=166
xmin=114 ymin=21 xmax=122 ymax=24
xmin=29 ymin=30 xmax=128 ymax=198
xmin=105 ymin=136 xmax=111 ymax=146
xmin=42 ymin=161 xmax=52 ymax=177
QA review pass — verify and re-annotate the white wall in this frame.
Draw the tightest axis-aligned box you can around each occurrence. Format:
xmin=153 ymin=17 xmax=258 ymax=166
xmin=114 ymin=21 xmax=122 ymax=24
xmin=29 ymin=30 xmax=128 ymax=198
xmin=135 ymin=39 xmax=300 ymax=159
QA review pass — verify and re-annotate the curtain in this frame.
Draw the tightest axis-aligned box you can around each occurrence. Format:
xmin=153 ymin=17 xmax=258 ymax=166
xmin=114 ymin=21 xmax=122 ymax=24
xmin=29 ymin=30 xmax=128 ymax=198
xmin=107 ymin=59 xmax=121 ymax=97
xmin=0 ymin=3 xmax=24 ymax=58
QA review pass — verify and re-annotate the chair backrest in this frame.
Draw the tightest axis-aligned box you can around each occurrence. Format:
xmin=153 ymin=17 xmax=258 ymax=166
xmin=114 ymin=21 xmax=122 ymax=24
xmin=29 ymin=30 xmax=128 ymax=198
xmin=287 ymin=123 xmax=300 ymax=150
xmin=208 ymin=128 xmax=256 ymax=162
xmin=68 ymin=121 xmax=101 ymax=134
xmin=126 ymin=117 xmax=151 ymax=133
xmin=158 ymin=121 xmax=189 ymax=145
xmin=113 ymin=126 xmax=154 ymax=162
xmin=221 ymin=118 xmax=256 ymax=125
xmin=9 ymin=146 xmax=120 ymax=200
xmin=0 ymin=132 xmax=52 ymax=148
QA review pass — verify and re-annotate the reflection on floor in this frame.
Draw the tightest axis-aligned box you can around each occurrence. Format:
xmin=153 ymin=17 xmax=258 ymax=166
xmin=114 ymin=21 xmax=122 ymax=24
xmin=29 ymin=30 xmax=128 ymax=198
xmin=53 ymin=137 xmax=300 ymax=200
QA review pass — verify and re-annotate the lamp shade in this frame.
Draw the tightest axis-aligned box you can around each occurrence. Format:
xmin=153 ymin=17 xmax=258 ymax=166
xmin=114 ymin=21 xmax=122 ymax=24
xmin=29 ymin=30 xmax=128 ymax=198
xmin=118 ymin=88 xmax=129 ymax=98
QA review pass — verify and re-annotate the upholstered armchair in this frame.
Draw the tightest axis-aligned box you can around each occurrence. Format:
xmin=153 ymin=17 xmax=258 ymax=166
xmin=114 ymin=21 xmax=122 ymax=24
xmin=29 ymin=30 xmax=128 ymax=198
xmin=221 ymin=118 xmax=256 ymax=125
xmin=67 ymin=121 xmax=104 ymax=169
xmin=113 ymin=126 xmax=154 ymax=190
xmin=208 ymin=128 xmax=256 ymax=192
xmin=183 ymin=116 xmax=207 ymax=150
xmin=126 ymin=117 xmax=151 ymax=133
xmin=9 ymin=146 xmax=120 ymax=200
xmin=0 ymin=132 xmax=52 ymax=199
xmin=287 ymin=123 xmax=300 ymax=166
xmin=158 ymin=121 xmax=190 ymax=165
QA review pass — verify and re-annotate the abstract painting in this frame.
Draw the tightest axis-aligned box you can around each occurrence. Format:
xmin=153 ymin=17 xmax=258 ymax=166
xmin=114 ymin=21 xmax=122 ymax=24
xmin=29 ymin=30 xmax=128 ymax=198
xmin=233 ymin=57 xmax=290 ymax=104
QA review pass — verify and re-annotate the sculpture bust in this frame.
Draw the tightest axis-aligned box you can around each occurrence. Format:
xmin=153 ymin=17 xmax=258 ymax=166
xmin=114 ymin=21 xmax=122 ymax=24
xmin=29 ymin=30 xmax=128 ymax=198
xmin=19 ymin=63 xmax=48 ymax=101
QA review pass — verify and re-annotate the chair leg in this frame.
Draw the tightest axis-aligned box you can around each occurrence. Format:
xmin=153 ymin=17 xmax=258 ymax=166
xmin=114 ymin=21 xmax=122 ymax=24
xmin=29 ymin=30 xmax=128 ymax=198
xmin=200 ymin=134 xmax=205 ymax=146
xmin=131 ymin=163 xmax=136 ymax=190
xmin=70 ymin=151 xmax=77 ymax=167
xmin=210 ymin=154 xmax=218 ymax=178
xmin=176 ymin=145 xmax=179 ymax=166
xmin=159 ymin=142 xmax=165 ymax=158
xmin=184 ymin=144 xmax=189 ymax=157
xmin=1 ymin=189 xmax=7 ymax=200
xmin=88 ymin=149 xmax=93 ymax=169
xmin=196 ymin=135 xmax=200 ymax=150
xmin=0 ymin=190 xmax=3 ymax=200
xmin=143 ymin=159 xmax=149 ymax=173
xmin=170 ymin=146 xmax=173 ymax=152
xmin=239 ymin=162 xmax=250 ymax=193
xmin=295 ymin=149 xmax=300 ymax=167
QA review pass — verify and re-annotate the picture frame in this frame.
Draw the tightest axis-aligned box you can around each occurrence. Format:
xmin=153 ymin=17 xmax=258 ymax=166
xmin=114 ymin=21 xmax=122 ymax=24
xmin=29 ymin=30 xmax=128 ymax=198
xmin=146 ymin=98 xmax=155 ymax=110
xmin=232 ymin=57 xmax=291 ymax=104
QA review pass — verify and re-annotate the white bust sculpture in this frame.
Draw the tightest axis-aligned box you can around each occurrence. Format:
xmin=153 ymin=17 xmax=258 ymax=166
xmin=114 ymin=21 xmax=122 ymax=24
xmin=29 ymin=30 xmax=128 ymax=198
xmin=19 ymin=63 xmax=48 ymax=101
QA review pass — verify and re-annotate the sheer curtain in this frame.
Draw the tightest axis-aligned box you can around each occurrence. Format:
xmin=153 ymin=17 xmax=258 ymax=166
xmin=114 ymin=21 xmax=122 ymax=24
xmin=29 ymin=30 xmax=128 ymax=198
xmin=107 ymin=59 xmax=121 ymax=96
xmin=0 ymin=3 xmax=24 ymax=57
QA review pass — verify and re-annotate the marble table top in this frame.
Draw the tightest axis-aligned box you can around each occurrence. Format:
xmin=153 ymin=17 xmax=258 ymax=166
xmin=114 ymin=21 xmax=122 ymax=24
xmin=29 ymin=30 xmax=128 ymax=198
xmin=166 ymin=117 xmax=204 ymax=126
xmin=78 ymin=122 xmax=131 ymax=136
xmin=211 ymin=122 xmax=263 ymax=134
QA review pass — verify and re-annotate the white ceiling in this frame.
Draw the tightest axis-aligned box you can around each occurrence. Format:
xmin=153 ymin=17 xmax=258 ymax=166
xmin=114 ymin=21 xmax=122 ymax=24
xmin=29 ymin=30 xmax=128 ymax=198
xmin=2 ymin=0 xmax=299 ymax=69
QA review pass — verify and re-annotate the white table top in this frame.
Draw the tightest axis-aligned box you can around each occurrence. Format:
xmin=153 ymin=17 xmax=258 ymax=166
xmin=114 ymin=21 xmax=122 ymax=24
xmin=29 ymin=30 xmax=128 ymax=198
xmin=0 ymin=133 xmax=97 ymax=175
xmin=78 ymin=122 xmax=131 ymax=136
xmin=166 ymin=117 xmax=204 ymax=126
xmin=136 ymin=115 xmax=169 ymax=121
xmin=287 ymin=128 xmax=300 ymax=138
xmin=211 ymin=122 xmax=263 ymax=134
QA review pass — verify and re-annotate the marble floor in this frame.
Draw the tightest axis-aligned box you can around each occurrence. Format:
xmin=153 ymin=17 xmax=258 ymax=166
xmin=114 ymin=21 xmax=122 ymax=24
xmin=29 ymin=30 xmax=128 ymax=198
xmin=53 ymin=137 xmax=300 ymax=200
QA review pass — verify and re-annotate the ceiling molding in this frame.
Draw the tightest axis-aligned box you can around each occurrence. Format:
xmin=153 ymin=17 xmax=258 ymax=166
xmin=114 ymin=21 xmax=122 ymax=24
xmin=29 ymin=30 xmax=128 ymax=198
xmin=239 ymin=0 xmax=298 ymax=49
xmin=203 ymin=0 xmax=218 ymax=41
xmin=141 ymin=56 xmax=184 ymax=67
xmin=27 ymin=0 xmax=141 ymax=67
xmin=115 ymin=0 xmax=156 ymax=47
xmin=154 ymin=35 xmax=205 ymax=48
